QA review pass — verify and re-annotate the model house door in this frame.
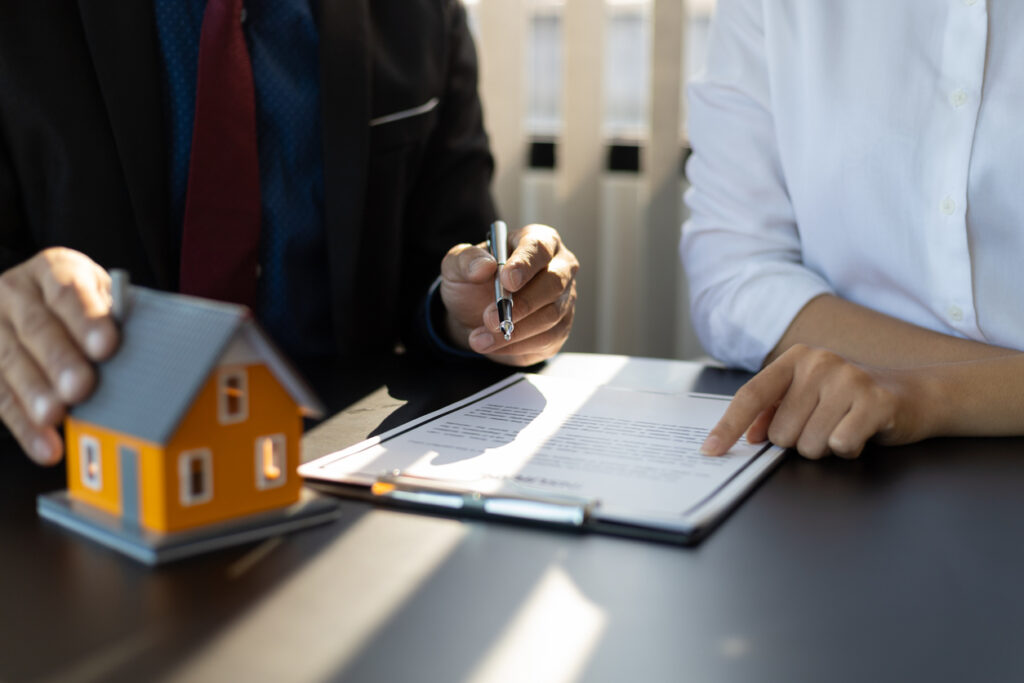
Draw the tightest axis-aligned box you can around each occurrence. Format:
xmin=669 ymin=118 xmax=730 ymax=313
xmin=119 ymin=445 xmax=140 ymax=526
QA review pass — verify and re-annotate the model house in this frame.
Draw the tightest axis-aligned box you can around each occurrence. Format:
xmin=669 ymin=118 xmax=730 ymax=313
xmin=62 ymin=281 xmax=324 ymax=535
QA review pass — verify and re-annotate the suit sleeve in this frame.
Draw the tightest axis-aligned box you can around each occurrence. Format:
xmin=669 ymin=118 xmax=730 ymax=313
xmin=400 ymin=0 xmax=498 ymax=358
xmin=0 ymin=131 xmax=31 ymax=275
xmin=681 ymin=0 xmax=832 ymax=371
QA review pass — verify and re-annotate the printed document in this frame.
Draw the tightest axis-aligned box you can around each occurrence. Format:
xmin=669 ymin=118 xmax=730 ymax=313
xmin=300 ymin=374 xmax=784 ymax=535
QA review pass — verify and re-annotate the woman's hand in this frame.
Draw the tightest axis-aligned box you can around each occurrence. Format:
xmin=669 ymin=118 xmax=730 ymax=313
xmin=701 ymin=344 xmax=936 ymax=459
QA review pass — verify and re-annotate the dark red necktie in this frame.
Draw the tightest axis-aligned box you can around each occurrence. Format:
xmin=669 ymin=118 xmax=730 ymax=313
xmin=179 ymin=0 xmax=261 ymax=308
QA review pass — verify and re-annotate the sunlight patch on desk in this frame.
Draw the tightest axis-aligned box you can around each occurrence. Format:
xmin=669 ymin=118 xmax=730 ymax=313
xmin=466 ymin=566 xmax=607 ymax=683
xmin=161 ymin=511 xmax=466 ymax=682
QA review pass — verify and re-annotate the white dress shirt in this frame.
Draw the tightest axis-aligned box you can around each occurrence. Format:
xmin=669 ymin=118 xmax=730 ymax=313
xmin=682 ymin=0 xmax=1024 ymax=371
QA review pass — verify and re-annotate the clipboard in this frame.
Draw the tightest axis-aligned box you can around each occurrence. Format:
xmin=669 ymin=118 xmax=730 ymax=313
xmin=299 ymin=373 xmax=787 ymax=545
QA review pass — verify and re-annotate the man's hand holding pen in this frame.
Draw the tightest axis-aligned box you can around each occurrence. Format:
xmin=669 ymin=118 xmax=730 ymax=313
xmin=440 ymin=223 xmax=579 ymax=366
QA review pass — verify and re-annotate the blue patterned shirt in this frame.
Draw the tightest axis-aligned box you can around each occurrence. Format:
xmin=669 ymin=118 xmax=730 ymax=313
xmin=153 ymin=0 xmax=334 ymax=359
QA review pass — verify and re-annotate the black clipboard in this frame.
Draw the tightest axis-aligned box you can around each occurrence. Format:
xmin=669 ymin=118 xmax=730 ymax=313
xmin=300 ymin=374 xmax=786 ymax=545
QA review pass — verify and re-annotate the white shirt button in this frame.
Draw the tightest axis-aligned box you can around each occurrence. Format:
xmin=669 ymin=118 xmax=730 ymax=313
xmin=940 ymin=197 xmax=956 ymax=215
xmin=950 ymin=88 xmax=968 ymax=108
xmin=948 ymin=305 xmax=964 ymax=322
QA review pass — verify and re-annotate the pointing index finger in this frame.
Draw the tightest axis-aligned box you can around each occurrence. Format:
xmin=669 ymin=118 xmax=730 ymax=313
xmin=503 ymin=225 xmax=560 ymax=292
xmin=700 ymin=359 xmax=795 ymax=456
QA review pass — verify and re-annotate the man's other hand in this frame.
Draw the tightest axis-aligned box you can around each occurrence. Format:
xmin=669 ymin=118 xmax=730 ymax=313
xmin=440 ymin=224 xmax=579 ymax=366
xmin=0 ymin=248 xmax=119 ymax=465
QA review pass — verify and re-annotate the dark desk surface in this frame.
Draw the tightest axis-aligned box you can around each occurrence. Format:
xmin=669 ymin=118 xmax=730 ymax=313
xmin=3 ymin=353 xmax=1024 ymax=683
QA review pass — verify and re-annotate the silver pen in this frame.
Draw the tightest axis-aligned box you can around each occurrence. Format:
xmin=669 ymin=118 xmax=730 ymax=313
xmin=488 ymin=220 xmax=514 ymax=340
xmin=371 ymin=470 xmax=597 ymax=527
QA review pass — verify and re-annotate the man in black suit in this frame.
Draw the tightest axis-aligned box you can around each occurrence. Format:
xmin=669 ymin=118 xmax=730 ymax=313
xmin=0 ymin=0 xmax=579 ymax=465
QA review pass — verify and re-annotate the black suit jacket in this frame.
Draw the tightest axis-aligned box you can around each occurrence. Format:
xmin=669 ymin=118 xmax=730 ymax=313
xmin=0 ymin=0 xmax=496 ymax=357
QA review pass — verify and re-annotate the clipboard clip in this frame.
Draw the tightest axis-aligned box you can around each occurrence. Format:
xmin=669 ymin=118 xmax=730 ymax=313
xmin=370 ymin=470 xmax=599 ymax=528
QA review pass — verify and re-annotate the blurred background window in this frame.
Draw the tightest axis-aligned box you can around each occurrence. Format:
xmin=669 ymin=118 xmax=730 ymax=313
xmin=463 ymin=0 xmax=716 ymax=360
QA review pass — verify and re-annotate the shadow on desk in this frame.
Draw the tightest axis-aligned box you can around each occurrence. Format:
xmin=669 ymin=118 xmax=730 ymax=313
xmin=7 ymin=353 xmax=1024 ymax=682
xmin=0 ymin=442 xmax=374 ymax=682
xmin=0 ymin=352 xmax=525 ymax=682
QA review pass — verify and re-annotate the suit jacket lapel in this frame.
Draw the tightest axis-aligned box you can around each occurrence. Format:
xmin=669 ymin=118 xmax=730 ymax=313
xmin=77 ymin=0 xmax=172 ymax=288
xmin=319 ymin=0 xmax=371 ymax=351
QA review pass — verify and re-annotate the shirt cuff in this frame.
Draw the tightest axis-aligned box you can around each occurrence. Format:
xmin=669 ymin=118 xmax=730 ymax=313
xmin=698 ymin=268 xmax=834 ymax=372
xmin=422 ymin=277 xmax=487 ymax=360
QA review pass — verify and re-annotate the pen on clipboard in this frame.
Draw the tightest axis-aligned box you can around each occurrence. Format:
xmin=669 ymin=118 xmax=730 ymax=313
xmin=488 ymin=220 xmax=514 ymax=341
xmin=370 ymin=470 xmax=598 ymax=527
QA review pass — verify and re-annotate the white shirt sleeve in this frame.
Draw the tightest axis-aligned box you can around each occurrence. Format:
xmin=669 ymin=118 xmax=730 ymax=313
xmin=682 ymin=0 xmax=832 ymax=371
xmin=684 ymin=0 xmax=1024 ymax=368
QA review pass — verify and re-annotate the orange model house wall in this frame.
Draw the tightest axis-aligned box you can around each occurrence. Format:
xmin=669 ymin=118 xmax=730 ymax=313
xmin=64 ymin=421 xmax=161 ymax=520
xmin=66 ymin=363 xmax=303 ymax=533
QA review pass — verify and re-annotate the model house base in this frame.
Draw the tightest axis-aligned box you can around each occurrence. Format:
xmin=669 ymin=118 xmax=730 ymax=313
xmin=37 ymin=279 xmax=339 ymax=564
xmin=38 ymin=487 xmax=340 ymax=565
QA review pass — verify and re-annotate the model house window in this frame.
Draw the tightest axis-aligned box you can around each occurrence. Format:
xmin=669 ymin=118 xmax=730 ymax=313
xmin=254 ymin=434 xmax=286 ymax=490
xmin=218 ymin=368 xmax=248 ymax=424
xmin=178 ymin=449 xmax=213 ymax=506
xmin=79 ymin=435 xmax=102 ymax=490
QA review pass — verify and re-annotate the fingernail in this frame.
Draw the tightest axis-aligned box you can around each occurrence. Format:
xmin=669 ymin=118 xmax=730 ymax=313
xmin=58 ymin=368 xmax=86 ymax=401
xmin=32 ymin=436 xmax=55 ymax=464
xmin=470 ymin=330 xmax=494 ymax=351
xmin=700 ymin=435 xmax=723 ymax=456
xmin=85 ymin=328 xmax=111 ymax=359
xmin=471 ymin=256 xmax=492 ymax=277
xmin=33 ymin=395 xmax=54 ymax=424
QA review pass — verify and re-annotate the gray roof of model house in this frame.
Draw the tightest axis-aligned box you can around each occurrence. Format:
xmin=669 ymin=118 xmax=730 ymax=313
xmin=70 ymin=286 xmax=324 ymax=445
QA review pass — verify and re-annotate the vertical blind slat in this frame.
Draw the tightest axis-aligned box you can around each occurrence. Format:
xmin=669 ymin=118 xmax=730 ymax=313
xmin=477 ymin=0 xmax=526 ymax=232
xmin=559 ymin=0 xmax=606 ymax=352
xmin=643 ymin=0 xmax=686 ymax=358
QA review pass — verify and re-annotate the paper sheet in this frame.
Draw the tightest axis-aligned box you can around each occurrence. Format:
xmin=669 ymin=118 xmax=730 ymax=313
xmin=300 ymin=374 xmax=773 ymax=526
